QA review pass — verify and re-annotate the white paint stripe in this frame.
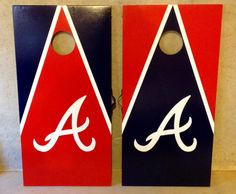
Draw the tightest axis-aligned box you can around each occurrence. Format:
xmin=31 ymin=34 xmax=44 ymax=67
xmin=63 ymin=6 xmax=112 ymax=133
xmin=122 ymin=5 xmax=173 ymax=133
xmin=174 ymin=5 xmax=214 ymax=132
xmin=20 ymin=6 xmax=61 ymax=135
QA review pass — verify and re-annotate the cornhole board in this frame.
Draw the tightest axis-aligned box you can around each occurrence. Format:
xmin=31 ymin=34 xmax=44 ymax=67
xmin=122 ymin=4 xmax=222 ymax=186
xmin=13 ymin=5 xmax=112 ymax=186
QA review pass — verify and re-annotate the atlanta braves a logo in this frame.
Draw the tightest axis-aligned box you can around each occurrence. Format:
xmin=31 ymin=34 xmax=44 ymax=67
xmin=134 ymin=95 xmax=197 ymax=152
xmin=33 ymin=95 xmax=96 ymax=152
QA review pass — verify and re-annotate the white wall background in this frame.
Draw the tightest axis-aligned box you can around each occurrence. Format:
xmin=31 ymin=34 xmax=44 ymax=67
xmin=0 ymin=0 xmax=236 ymax=177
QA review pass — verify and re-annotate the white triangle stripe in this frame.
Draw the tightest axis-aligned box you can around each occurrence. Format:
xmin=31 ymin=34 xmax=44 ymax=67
xmin=174 ymin=5 xmax=214 ymax=133
xmin=63 ymin=6 xmax=112 ymax=133
xmin=122 ymin=4 xmax=214 ymax=134
xmin=20 ymin=6 xmax=61 ymax=135
xmin=20 ymin=6 xmax=111 ymax=135
xmin=122 ymin=5 xmax=173 ymax=133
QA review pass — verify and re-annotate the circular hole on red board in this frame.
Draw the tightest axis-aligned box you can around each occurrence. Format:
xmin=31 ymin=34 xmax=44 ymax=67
xmin=159 ymin=31 xmax=183 ymax=55
xmin=52 ymin=32 xmax=75 ymax=55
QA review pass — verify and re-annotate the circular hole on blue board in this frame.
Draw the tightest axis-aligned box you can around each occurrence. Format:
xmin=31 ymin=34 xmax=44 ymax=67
xmin=52 ymin=32 xmax=75 ymax=55
xmin=159 ymin=31 xmax=183 ymax=55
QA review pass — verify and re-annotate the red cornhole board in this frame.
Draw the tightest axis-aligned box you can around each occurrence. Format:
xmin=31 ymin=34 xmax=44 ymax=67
xmin=122 ymin=4 xmax=222 ymax=186
xmin=13 ymin=5 xmax=112 ymax=186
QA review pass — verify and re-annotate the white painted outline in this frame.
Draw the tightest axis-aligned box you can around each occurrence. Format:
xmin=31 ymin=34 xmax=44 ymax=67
xmin=20 ymin=6 xmax=111 ymax=135
xmin=122 ymin=5 xmax=172 ymax=133
xmin=122 ymin=5 xmax=214 ymax=134
xmin=20 ymin=6 xmax=61 ymax=135
xmin=63 ymin=6 xmax=111 ymax=133
xmin=174 ymin=5 xmax=214 ymax=132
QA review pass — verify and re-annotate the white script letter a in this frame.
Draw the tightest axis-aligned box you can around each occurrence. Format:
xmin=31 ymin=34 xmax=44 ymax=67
xmin=134 ymin=95 xmax=197 ymax=153
xmin=33 ymin=95 xmax=96 ymax=152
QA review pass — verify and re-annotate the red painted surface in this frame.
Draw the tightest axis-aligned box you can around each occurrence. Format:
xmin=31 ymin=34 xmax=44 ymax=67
xmin=21 ymin=9 xmax=111 ymax=186
xmin=122 ymin=5 xmax=167 ymax=118
xmin=179 ymin=5 xmax=222 ymax=119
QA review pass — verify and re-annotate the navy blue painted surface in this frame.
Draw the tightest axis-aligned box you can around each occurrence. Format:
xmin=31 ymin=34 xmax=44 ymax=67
xmin=13 ymin=6 xmax=56 ymax=120
xmin=122 ymin=9 xmax=213 ymax=186
xmin=68 ymin=6 xmax=112 ymax=118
